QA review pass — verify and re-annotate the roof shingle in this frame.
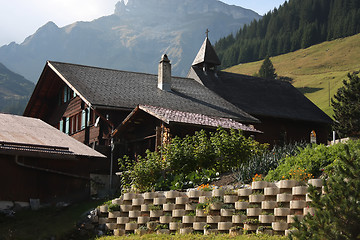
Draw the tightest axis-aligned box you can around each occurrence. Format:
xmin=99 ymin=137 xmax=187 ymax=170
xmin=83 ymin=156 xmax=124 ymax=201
xmin=188 ymin=67 xmax=333 ymax=124
xmin=138 ymin=105 xmax=260 ymax=132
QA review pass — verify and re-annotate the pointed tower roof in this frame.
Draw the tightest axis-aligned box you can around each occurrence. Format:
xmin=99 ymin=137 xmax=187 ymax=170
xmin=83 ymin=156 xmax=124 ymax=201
xmin=192 ymin=37 xmax=221 ymax=67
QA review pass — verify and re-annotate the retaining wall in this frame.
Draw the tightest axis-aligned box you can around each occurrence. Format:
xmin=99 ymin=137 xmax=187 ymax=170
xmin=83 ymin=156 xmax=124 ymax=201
xmin=97 ymin=178 xmax=323 ymax=236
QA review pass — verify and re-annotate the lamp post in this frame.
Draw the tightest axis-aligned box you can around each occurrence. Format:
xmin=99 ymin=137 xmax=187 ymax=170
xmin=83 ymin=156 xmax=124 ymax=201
xmin=110 ymin=127 xmax=114 ymax=192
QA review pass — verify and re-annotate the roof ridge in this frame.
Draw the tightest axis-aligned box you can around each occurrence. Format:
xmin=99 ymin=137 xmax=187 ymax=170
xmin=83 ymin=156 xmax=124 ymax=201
xmin=48 ymin=60 xmax=193 ymax=81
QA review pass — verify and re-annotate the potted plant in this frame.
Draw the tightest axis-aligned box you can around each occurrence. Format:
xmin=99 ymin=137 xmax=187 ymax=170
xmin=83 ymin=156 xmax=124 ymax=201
xmin=229 ymin=225 xmax=243 ymax=236
xmin=137 ymin=213 xmax=150 ymax=224
xmin=169 ymin=219 xmax=182 ymax=231
xmin=224 ymin=190 xmax=238 ymax=203
xmin=125 ymin=220 xmax=138 ymax=231
xmin=155 ymin=224 xmax=170 ymax=234
xmin=259 ymin=211 xmax=275 ymax=223
xmin=220 ymin=204 xmax=235 ymax=216
xmin=257 ymin=225 xmax=273 ymax=235
xmin=232 ymin=210 xmax=246 ymax=223
xmin=196 ymin=202 xmax=209 ymax=216
xmin=182 ymin=211 xmax=196 ymax=223
xmin=160 ymin=212 xmax=172 ymax=223
xmin=209 ymin=196 xmax=223 ymax=210
xmin=251 ymin=174 xmax=268 ymax=189
xmin=243 ymin=218 xmax=260 ymax=231
xmin=135 ymin=225 xmax=148 ymax=236
xmin=235 ymin=199 xmax=249 ymax=209
xmin=149 ymin=204 xmax=163 ymax=218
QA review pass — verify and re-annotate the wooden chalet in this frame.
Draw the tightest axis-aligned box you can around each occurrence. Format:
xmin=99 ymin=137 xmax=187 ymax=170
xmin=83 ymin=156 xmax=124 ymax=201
xmin=24 ymin=54 xmax=260 ymax=166
xmin=0 ymin=113 xmax=106 ymax=203
xmin=187 ymin=37 xmax=333 ymax=144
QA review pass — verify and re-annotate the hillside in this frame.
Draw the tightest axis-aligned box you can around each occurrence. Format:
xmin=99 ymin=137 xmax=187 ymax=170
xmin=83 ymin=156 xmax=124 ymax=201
xmin=0 ymin=63 xmax=34 ymax=114
xmin=225 ymin=33 xmax=360 ymax=117
xmin=215 ymin=0 xmax=360 ymax=69
xmin=0 ymin=0 xmax=260 ymax=82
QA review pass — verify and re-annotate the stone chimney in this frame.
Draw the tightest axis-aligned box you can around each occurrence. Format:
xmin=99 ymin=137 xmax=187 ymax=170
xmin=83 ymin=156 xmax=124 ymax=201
xmin=158 ymin=54 xmax=171 ymax=91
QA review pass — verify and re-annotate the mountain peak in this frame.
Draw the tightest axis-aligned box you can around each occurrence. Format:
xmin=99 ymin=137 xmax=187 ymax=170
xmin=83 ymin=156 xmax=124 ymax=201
xmin=0 ymin=0 xmax=260 ymax=82
xmin=114 ymin=0 xmax=259 ymax=19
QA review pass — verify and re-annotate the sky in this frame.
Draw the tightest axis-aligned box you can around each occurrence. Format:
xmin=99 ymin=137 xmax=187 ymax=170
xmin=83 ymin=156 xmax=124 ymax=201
xmin=0 ymin=0 xmax=286 ymax=47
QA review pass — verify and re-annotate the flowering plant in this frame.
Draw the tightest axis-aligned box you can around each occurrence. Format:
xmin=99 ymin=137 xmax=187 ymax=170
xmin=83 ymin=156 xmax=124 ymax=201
xmin=282 ymin=168 xmax=313 ymax=182
xmin=197 ymin=183 xmax=214 ymax=191
xmin=252 ymin=173 xmax=263 ymax=182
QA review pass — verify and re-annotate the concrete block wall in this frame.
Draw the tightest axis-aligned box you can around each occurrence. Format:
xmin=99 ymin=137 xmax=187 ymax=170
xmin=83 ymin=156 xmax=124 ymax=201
xmin=97 ymin=178 xmax=323 ymax=236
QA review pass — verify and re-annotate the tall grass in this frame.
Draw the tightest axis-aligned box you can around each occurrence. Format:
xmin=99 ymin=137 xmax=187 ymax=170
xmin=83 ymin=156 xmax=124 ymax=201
xmin=233 ymin=142 xmax=307 ymax=184
xmin=226 ymin=33 xmax=360 ymax=117
xmin=97 ymin=233 xmax=287 ymax=240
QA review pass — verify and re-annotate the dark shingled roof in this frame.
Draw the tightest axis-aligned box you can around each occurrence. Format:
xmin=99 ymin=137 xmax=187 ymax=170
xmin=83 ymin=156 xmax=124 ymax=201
xmin=192 ymin=37 xmax=221 ymax=67
xmin=188 ymin=67 xmax=333 ymax=124
xmin=48 ymin=61 xmax=258 ymax=123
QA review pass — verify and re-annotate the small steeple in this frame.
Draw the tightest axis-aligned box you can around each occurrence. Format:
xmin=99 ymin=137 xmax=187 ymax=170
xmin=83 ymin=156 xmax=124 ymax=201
xmin=191 ymin=29 xmax=221 ymax=70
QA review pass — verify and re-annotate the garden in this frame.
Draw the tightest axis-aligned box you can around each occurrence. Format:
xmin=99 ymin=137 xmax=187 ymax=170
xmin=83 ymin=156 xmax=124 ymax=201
xmin=108 ymin=128 xmax=360 ymax=239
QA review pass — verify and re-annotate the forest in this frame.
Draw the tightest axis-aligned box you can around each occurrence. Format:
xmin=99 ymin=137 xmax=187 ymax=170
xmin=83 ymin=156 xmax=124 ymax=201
xmin=215 ymin=0 xmax=360 ymax=69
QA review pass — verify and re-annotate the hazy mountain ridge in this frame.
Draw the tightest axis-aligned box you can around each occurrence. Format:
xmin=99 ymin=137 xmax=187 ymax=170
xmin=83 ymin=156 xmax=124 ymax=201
xmin=0 ymin=63 xmax=34 ymax=114
xmin=0 ymin=0 xmax=260 ymax=83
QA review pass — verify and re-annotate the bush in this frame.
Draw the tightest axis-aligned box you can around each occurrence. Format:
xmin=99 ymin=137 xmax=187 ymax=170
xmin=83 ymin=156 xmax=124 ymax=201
xmin=233 ymin=142 xmax=305 ymax=184
xmin=118 ymin=128 xmax=265 ymax=192
xmin=290 ymin=144 xmax=360 ymax=239
xmin=163 ymin=128 xmax=265 ymax=174
xmin=265 ymin=140 xmax=360 ymax=181
xmin=108 ymin=204 xmax=120 ymax=212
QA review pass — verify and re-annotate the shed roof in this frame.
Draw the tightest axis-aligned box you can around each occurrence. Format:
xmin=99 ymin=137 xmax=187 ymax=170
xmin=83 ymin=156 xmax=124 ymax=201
xmin=114 ymin=105 xmax=260 ymax=135
xmin=41 ymin=61 xmax=258 ymax=123
xmin=188 ymin=67 xmax=333 ymax=124
xmin=0 ymin=113 xmax=105 ymax=158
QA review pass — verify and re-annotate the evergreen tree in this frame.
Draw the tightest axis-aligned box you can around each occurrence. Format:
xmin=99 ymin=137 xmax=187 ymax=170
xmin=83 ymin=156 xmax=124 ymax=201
xmin=290 ymin=144 xmax=360 ymax=240
xmin=215 ymin=0 xmax=360 ymax=69
xmin=331 ymin=73 xmax=360 ymax=137
xmin=258 ymin=56 xmax=277 ymax=80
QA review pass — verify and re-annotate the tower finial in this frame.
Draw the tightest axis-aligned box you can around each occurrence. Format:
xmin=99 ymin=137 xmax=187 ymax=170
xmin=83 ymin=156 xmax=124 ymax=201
xmin=205 ymin=29 xmax=209 ymax=38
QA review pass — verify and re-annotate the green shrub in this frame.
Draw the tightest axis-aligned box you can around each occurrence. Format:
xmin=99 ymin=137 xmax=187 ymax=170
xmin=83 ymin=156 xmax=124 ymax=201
xmin=163 ymin=128 xmax=264 ymax=174
xmin=290 ymin=144 xmax=360 ymax=240
xmin=118 ymin=127 xmax=265 ymax=192
xmin=266 ymin=140 xmax=360 ymax=181
xmin=107 ymin=204 xmax=120 ymax=212
xmin=149 ymin=205 xmax=162 ymax=211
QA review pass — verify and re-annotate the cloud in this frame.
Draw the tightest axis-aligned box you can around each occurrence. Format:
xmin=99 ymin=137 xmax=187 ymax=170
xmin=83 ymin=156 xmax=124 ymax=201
xmin=0 ymin=0 xmax=118 ymax=45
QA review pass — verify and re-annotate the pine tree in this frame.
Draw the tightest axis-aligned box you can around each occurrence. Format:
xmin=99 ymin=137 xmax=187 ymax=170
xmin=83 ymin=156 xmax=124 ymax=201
xmin=290 ymin=144 xmax=360 ymax=240
xmin=258 ymin=56 xmax=277 ymax=80
xmin=331 ymin=73 xmax=360 ymax=138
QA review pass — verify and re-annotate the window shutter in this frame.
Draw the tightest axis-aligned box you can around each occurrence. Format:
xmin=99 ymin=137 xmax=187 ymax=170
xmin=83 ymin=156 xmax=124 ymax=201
xmin=59 ymin=119 xmax=63 ymax=132
xmin=81 ymin=110 xmax=86 ymax=129
xmin=65 ymin=117 xmax=70 ymax=134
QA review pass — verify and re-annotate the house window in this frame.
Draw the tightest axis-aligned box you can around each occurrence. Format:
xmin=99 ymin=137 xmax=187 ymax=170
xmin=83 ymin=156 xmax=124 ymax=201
xmin=58 ymin=86 xmax=76 ymax=105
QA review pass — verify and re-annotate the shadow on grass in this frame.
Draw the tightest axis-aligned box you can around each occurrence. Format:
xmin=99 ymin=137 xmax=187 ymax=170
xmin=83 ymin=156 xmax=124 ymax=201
xmin=0 ymin=199 xmax=104 ymax=240
xmin=297 ymin=87 xmax=323 ymax=94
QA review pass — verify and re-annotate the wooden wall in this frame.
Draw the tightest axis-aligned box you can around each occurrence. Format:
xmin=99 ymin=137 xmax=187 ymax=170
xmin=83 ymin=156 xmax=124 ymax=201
xmin=0 ymin=153 xmax=108 ymax=203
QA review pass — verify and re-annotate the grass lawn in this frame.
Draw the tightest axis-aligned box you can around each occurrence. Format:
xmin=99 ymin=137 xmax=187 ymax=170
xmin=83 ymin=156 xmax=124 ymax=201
xmin=0 ymin=199 xmax=104 ymax=240
xmin=225 ymin=33 xmax=360 ymax=117
xmin=97 ymin=233 xmax=287 ymax=240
